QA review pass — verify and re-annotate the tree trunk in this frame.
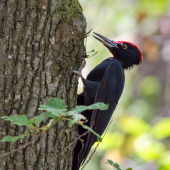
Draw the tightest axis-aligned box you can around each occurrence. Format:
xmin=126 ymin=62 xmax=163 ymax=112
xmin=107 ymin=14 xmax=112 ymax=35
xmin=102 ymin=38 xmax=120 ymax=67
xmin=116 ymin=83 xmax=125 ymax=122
xmin=0 ymin=0 xmax=86 ymax=169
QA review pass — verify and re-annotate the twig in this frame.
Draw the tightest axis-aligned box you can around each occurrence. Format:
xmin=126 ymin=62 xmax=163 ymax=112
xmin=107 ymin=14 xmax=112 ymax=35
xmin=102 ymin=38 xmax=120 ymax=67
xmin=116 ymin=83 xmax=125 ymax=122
xmin=85 ymin=29 xmax=92 ymax=37
xmin=43 ymin=130 xmax=90 ymax=170
xmin=84 ymin=29 xmax=92 ymax=58
xmin=0 ymin=135 xmax=39 ymax=159
xmin=81 ymin=142 xmax=99 ymax=170
xmin=42 ymin=115 xmax=63 ymax=134
xmin=88 ymin=51 xmax=98 ymax=58
xmin=0 ymin=116 xmax=63 ymax=159
xmin=81 ymin=119 xmax=113 ymax=170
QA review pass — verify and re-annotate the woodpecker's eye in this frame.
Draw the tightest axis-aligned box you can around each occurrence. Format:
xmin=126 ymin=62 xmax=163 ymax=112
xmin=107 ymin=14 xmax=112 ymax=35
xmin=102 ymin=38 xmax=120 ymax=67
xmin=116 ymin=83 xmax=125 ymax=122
xmin=122 ymin=44 xmax=128 ymax=49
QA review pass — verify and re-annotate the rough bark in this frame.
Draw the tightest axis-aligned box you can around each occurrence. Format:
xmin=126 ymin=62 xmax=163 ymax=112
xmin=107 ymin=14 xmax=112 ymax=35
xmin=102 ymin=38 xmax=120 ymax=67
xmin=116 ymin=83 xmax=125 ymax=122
xmin=0 ymin=0 xmax=86 ymax=169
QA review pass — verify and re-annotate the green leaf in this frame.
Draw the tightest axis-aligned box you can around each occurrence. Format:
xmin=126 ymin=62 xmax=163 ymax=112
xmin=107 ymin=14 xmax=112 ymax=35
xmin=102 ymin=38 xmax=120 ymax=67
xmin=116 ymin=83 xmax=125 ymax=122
xmin=67 ymin=102 xmax=108 ymax=116
xmin=39 ymin=98 xmax=67 ymax=110
xmin=1 ymin=134 xmax=26 ymax=143
xmin=114 ymin=163 xmax=121 ymax=169
xmin=25 ymin=114 xmax=46 ymax=129
xmin=80 ymin=124 xmax=102 ymax=142
xmin=1 ymin=115 xmax=28 ymax=126
xmin=25 ymin=131 xmax=31 ymax=135
xmin=33 ymin=114 xmax=46 ymax=126
xmin=86 ymin=102 xmax=108 ymax=110
xmin=107 ymin=159 xmax=115 ymax=166
xmin=44 ymin=111 xmax=58 ymax=119
xmin=39 ymin=98 xmax=67 ymax=117
xmin=40 ymin=107 xmax=65 ymax=117
xmin=26 ymin=118 xmax=35 ymax=129
xmin=106 ymin=159 xmax=123 ymax=170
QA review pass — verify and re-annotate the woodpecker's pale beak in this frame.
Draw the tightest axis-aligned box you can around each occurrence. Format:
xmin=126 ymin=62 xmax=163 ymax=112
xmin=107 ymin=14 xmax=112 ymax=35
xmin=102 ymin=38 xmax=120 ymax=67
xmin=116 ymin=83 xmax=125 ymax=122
xmin=93 ymin=32 xmax=118 ymax=49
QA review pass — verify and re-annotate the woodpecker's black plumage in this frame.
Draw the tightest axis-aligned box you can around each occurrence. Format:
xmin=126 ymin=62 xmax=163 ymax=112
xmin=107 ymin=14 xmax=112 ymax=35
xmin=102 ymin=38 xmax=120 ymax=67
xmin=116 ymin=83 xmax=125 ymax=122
xmin=72 ymin=32 xmax=143 ymax=170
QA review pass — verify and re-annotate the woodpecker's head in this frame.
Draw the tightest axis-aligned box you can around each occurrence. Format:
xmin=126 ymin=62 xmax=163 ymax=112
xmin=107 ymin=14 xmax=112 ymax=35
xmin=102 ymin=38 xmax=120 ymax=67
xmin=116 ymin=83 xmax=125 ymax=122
xmin=93 ymin=32 xmax=143 ymax=69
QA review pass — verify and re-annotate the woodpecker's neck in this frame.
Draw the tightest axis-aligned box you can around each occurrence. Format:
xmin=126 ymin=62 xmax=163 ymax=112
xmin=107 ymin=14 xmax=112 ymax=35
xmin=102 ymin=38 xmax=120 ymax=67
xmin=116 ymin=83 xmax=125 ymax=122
xmin=118 ymin=60 xmax=133 ymax=70
xmin=114 ymin=55 xmax=140 ymax=70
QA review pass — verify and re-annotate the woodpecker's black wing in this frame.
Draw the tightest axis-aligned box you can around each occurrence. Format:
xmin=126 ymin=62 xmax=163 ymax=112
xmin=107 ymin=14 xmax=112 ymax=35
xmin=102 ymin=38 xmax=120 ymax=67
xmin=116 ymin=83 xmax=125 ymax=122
xmin=86 ymin=57 xmax=115 ymax=82
xmin=72 ymin=58 xmax=124 ymax=170
xmin=82 ymin=59 xmax=125 ymax=163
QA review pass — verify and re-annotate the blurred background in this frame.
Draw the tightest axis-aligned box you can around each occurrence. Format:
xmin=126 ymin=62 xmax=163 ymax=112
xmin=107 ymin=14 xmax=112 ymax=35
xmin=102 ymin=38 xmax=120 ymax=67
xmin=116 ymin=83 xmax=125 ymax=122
xmin=78 ymin=0 xmax=170 ymax=170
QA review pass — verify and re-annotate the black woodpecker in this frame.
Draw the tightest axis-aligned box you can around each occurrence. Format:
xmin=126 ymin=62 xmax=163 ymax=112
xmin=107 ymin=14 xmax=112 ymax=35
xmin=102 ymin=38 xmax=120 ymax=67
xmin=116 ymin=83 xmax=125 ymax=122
xmin=72 ymin=32 xmax=143 ymax=170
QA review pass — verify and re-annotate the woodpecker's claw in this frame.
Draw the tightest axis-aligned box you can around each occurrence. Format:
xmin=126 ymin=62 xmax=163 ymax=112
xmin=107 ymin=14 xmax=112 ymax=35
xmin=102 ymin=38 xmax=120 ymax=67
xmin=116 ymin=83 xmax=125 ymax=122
xmin=72 ymin=70 xmax=87 ymax=87
xmin=72 ymin=57 xmax=86 ymax=77
xmin=72 ymin=70 xmax=82 ymax=77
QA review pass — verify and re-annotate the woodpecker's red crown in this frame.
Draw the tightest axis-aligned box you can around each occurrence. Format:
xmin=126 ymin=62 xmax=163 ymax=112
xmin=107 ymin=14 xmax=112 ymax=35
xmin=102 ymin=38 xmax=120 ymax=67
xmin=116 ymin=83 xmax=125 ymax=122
xmin=116 ymin=41 xmax=143 ymax=62
xmin=93 ymin=32 xmax=143 ymax=69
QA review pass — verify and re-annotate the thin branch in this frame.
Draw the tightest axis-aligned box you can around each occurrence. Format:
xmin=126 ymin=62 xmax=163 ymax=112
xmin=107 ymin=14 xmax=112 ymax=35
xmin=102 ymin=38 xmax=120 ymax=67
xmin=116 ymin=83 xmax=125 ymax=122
xmin=85 ymin=28 xmax=92 ymax=37
xmin=42 ymin=115 xmax=63 ymax=134
xmin=88 ymin=51 xmax=98 ymax=58
xmin=0 ymin=116 xmax=62 ymax=159
xmin=0 ymin=135 xmax=39 ymax=159
xmin=81 ymin=142 xmax=99 ymax=170
xmin=81 ymin=119 xmax=113 ymax=170
xmin=43 ymin=130 xmax=90 ymax=170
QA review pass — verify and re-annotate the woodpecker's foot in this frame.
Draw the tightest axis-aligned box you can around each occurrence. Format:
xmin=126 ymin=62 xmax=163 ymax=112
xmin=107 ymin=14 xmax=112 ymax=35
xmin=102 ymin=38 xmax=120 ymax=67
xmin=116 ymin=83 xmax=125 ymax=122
xmin=72 ymin=70 xmax=82 ymax=77
xmin=72 ymin=70 xmax=86 ymax=86
xmin=72 ymin=57 xmax=86 ymax=77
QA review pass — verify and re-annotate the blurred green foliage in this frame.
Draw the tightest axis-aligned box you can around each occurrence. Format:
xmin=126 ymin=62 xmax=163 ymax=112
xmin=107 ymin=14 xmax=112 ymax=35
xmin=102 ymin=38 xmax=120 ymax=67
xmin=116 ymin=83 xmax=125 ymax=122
xmin=106 ymin=159 xmax=132 ymax=170
xmin=79 ymin=0 xmax=170 ymax=169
